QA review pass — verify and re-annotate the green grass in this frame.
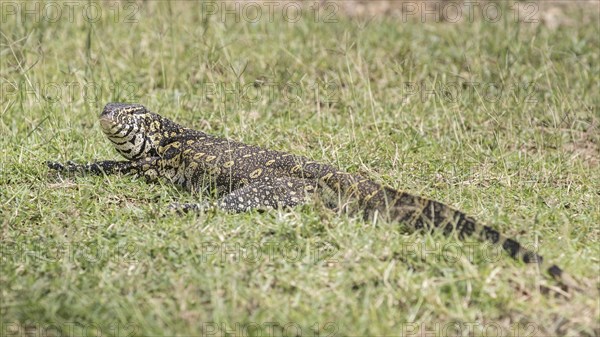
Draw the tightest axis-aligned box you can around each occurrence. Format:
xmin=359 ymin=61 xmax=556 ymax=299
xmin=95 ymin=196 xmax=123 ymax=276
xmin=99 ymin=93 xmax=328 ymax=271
xmin=1 ymin=1 xmax=599 ymax=336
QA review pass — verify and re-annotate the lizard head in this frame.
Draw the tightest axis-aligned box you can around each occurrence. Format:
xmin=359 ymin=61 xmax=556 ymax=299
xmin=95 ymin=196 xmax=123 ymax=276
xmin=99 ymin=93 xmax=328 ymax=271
xmin=100 ymin=103 xmax=166 ymax=160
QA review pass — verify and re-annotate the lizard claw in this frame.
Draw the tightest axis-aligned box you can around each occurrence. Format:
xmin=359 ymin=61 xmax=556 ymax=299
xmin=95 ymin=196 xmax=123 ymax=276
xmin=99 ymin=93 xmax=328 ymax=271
xmin=46 ymin=161 xmax=66 ymax=171
xmin=46 ymin=160 xmax=84 ymax=173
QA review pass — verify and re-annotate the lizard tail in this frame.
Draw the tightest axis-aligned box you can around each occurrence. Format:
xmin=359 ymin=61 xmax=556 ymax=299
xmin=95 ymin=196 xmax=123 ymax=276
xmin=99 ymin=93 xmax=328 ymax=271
xmin=361 ymin=186 xmax=582 ymax=294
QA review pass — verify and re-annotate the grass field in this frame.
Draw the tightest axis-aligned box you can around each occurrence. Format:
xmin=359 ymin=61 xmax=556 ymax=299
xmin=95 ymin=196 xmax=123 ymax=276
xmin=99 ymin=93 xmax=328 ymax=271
xmin=1 ymin=1 xmax=599 ymax=336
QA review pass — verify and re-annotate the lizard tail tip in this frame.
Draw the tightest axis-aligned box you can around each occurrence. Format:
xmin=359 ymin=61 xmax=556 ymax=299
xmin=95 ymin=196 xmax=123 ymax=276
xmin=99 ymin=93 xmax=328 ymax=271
xmin=548 ymin=264 xmax=585 ymax=294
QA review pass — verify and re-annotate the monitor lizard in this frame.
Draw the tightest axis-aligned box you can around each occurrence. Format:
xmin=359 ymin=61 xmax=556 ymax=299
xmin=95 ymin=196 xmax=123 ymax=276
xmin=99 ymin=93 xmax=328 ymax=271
xmin=47 ymin=102 xmax=582 ymax=294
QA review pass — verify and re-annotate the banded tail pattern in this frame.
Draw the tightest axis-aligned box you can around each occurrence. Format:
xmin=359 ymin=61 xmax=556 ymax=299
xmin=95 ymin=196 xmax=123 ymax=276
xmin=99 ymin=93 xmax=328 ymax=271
xmin=358 ymin=184 xmax=582 ymax=293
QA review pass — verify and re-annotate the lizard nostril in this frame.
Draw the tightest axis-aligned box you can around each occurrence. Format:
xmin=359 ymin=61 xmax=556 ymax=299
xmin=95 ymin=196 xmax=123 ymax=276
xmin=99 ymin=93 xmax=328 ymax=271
xmin=99 ymin=117 xmax=115 ymax=131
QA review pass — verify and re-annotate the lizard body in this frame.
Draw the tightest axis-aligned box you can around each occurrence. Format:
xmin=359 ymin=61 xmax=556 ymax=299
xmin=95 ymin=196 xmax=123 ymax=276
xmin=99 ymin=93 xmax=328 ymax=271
xmin=48 ymin=103 xmax=581 ymax=293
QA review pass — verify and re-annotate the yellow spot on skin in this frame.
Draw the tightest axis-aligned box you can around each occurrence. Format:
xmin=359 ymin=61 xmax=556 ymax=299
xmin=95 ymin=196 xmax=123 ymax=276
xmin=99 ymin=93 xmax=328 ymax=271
xmin=225 ymin=149 xmax=234 ymax=153
xmin=183 ymin=149 xmax=192 ymax=155
xmin=146 ymin=169 xmax=157 ymax=178
xmin=193 ymin=153 xmax=206 ymax=160
xmin=142 ymin=164 xmax=151 ymax=170
xmin=287 ymin=182 xmax=294 ymax=187
xmin=265 ymin=159 xmax=276 ymax=166
xmin=290 ymin=165 xmax=302 ymax=173
xmin=187 ymin=140 xmax=195 ymax=145
xmin=250 ymin=168 xmax=263 ymax=178
xmin=243 ymin=154 xmax=252 ymax=158
xmin=205 ymin=155 xmax=216 ymax=162
xmin=170 ymin=142 xmax=181 ymax=148
xmin=223 ymin=161 xmax=234 ymax=168
xmin=322 ymin=173 xmax=333 ymax=180
xmin=240 ymin=178 xmax=249 ymax=185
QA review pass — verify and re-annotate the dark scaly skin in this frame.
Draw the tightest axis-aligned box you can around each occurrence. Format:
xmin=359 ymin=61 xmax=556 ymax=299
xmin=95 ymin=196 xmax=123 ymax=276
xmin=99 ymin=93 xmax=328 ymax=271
xmin=47 ymin=103 xmax=582 ymax=293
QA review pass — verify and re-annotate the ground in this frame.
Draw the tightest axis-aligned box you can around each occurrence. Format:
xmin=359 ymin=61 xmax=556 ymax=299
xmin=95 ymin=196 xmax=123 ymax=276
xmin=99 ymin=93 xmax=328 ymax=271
xmin=1 ymin=1 xmax=599 ymax=336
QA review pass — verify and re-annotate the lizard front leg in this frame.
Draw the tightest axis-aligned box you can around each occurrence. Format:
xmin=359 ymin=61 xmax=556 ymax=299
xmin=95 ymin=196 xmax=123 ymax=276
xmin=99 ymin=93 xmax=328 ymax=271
xmin=46 ymin=157 xmax=163 ymax=181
